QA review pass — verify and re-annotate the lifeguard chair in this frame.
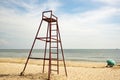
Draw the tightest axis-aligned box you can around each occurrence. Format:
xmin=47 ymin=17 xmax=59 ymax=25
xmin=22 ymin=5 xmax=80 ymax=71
xmin=20 ymin=10 xmax=67 ymax=80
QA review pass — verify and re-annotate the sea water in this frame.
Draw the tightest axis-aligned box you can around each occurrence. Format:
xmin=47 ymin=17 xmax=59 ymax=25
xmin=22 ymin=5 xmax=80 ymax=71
xmin=0 ymin=49 xmax=120 ymax=62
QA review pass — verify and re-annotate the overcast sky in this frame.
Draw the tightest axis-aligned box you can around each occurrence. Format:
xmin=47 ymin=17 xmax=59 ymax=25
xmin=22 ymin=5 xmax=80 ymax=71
xmin=0 ymin=0 xmax=120 ymax=49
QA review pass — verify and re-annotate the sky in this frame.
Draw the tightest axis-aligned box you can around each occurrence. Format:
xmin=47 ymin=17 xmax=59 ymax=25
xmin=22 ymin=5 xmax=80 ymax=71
xmin=0 ymin=0 xmax=120 ymax=49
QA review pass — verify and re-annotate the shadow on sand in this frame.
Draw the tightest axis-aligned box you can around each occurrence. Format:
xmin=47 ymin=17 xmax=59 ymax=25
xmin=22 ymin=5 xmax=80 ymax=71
xmin=0 ymin=73 xmax=48 ymax=80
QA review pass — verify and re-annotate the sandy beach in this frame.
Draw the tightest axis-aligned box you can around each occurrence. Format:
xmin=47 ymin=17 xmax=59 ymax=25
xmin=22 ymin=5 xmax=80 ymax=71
xmin=0 ymin=58 xmax=120 ymax=80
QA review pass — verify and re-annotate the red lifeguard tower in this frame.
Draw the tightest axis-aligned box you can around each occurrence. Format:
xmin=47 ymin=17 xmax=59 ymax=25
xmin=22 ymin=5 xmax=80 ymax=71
xmin=20 ymin=10 xmax=67 ymax=80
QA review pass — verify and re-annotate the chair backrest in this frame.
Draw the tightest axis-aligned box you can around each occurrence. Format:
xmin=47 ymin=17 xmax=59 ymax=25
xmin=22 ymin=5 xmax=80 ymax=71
xmin=42 ymin=10 xmax=57 ymax=20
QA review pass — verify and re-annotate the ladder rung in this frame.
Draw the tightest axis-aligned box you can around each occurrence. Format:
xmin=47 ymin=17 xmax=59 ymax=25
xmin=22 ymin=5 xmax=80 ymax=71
xmin=29 ymin=57 xmax=50 ymax=60
xmin=46 ymin=40 xmax=60 ymax=42
xmin=52 ymin=40 xmax=60 ymax=42
xmin=29 ymin=57 xmax=44 ymax=59
xmin=51 ymin=64 xmax=58 ymax=66
xmin=51 ymin=69 xmax=58 ymax=72
xmin=51 ymin=58 xmax=58 ymax=60
xmin=51 ymin=52 xmax=58 ymax=54
xmin=30 ymin=57 xmax=62 ymax=61
xmin=51 ymin=35 xmax=57 ymax=37
xmin=51 ymin=29 xmax=57 ymax=31
xmin=51 ymin=41 xmax=57 ymax=42
xmin=51 ymin=47 xmax=57 ymax=48
xmin=51 ymin=24 xmax=57 ymax=25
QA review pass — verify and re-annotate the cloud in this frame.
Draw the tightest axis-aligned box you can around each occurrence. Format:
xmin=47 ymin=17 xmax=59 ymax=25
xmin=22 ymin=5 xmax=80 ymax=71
xmin=92 ymin=0 xmax=120 ymax=5
xmin=59 ymin=6 xmax=120 ymax=30
xmin=0 ymin=0 xmax=62 ymax=27
xmin=0 ymin=0 xmax=62 ymax=15
xmin=0 ymin=0 xmax=62 ymax=49
xmin=0 ymin=39 xmax=9 ymax=46
xmin=58 ymin=6 xmax=120 ymax=48
xmin=0 ymin=0 xmax=120 ymax=48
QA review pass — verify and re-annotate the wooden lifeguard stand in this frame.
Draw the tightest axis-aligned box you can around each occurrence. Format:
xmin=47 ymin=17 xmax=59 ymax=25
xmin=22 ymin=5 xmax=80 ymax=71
xmin=20 ymin=10 xmax=67 ymax=80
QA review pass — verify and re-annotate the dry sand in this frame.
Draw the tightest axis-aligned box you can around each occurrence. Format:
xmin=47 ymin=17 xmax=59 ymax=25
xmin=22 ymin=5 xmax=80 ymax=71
xmin=0 ymin=58 xmax=120 ymax=80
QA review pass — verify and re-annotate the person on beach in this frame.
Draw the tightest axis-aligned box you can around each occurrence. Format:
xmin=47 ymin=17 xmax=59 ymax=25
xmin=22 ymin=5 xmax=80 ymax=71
xmin=106 ymin=59 xmax=116 ymax=67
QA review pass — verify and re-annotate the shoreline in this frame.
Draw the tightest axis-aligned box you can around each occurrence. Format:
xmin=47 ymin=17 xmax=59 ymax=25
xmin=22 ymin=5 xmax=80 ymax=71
xmin=0 ymin=58 xmax=120 ymax=68
xmin=0 ymin=58 xmax=106 ymax=66
xmin=1 ymin=57 xmax=120 ymax=63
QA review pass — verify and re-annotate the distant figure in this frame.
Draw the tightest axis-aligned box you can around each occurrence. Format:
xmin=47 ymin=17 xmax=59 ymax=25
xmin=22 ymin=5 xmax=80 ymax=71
xmin=106 ymin=59 xmax=116 ymax=67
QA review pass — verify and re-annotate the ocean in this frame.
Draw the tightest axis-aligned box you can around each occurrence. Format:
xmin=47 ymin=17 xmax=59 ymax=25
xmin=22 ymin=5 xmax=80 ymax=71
xmin=0 ymin=49 xmax=120 ymax=63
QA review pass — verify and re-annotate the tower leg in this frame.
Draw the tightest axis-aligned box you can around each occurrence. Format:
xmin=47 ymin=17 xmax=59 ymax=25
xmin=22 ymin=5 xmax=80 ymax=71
xmin=42 ymin=23 xmax=49 ymax=73
xmin=48 ymin=22 xmax=52 ymax=80
xmin=20 ymin=40 xmax=36 ymax=75
xmin=57 ymin=24 xmax=68 ymax=77
xmin=20 ymin=20 xmax=43 ymax=76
